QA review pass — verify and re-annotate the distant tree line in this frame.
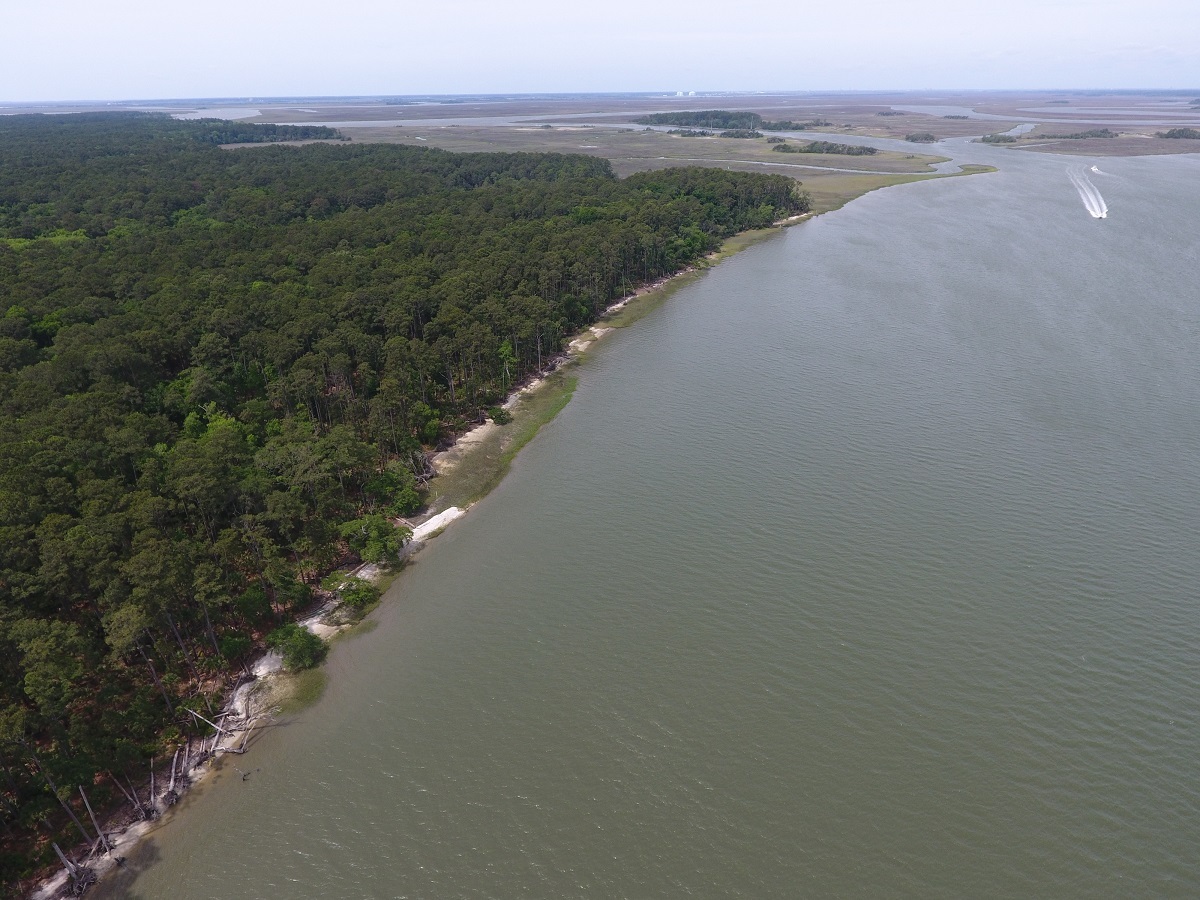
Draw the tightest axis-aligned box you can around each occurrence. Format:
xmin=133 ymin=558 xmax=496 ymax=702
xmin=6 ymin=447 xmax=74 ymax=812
xmin=187 ymin=120 xmax=346 ymax=144
xmin=719 ymin=130 xmax=762 ymax=139
xmin=772 ymin=141 xmax=878 ymax=156
xmin=1158 ymin=127 xmax=1200 ymax=139
xmin=1043 ymin=129 xmax=1117 ymax=139
xmin=0 ymin=112 xmax=808 ymax=886
xmin=760 ymin=119 xmax=833 ymax=131
xmin=905 ymin=132 xmax=938 ymax=143
xmin=635 ymin=111 xmax=833 ymax=132
xmin=980 ymin=134 xmax=1018 ymax=143
xmin=637 ymin=110 xmax=763 ymax=130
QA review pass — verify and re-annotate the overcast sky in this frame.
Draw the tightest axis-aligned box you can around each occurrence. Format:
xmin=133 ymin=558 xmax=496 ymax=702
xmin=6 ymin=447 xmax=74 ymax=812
xmin=4 ymin=0 xmax=1198 ymax=101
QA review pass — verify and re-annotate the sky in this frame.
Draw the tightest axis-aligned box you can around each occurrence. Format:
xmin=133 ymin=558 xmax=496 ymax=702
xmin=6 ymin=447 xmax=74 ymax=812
xmin=3 ymin=0 xmax=1198 ymax=102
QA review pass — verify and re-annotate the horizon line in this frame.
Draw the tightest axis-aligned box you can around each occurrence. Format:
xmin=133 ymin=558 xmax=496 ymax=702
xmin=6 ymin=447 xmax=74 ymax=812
xmin=4 ymin=87 xmax=1200 ymax=107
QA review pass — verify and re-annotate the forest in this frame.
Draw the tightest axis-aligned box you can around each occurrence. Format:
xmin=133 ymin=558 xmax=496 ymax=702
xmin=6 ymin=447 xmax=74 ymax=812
xmin=636 ymin=110 xmax=764 ymax=129
xmin=1042 ymin=128 xmax=1117 ymax=139
xmin=635 ymin=111 xmax=833 ymax=132
xmin=0 ymin=112 xmax=807 ymax=887
xmin=772 ymin=141 xmax=878 ymax=156
xmin=759 ymin=119 xmax=832 ymax=131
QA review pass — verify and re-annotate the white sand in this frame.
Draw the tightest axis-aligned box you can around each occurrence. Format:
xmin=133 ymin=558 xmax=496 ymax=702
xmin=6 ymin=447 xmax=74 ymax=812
xmin=412 ymin=506 xmax=465 ymax=541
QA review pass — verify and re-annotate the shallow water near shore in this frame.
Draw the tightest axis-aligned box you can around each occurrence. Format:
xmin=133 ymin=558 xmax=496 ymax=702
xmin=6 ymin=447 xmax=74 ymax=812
xmin=100 ymin=143 xmax=1200 ymax=898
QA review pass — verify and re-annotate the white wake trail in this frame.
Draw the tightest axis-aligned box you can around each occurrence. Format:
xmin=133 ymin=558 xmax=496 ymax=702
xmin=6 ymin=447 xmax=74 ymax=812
xmin=1067 ymin=167 xmax=1108 ymax=218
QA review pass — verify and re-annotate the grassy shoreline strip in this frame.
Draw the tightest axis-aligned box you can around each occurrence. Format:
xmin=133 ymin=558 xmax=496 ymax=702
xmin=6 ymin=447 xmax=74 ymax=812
xmin=425 ymin=370 xmax=580 ymax=512
xmin=57 ymin=154 xmax=995 ymax=900
xmin=411 ymin=161 xmax=999 ymax=515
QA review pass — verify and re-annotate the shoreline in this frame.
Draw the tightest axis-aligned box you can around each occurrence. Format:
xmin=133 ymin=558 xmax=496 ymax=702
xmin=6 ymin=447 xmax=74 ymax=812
xmin=30 ymin=176 xmax=979 ymax=897
xmin=29 ymin=238 xmax=731 ymax=900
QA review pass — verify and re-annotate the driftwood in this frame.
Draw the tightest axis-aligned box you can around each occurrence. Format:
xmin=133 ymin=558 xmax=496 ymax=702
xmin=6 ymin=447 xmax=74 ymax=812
xmin=53 ymin=842 xmax=77 ymax=877
xmin=164 ymin=748 xmax=180 ymax=806
xmin=111 ymin=775 xmax=155 ymax=822
xmin=33 ymin=668 xmax=291 ymax=900
xmin=240 ymin=715 xmax=256 ymax=752
xmin=186 ymin=707 xmax=235 ymax=738
xmin=70 ymin=868 xmax=97 ymax=896
xmin=53 ymin=842 xmax=96 ymax=896
xmin=414 ymin=451 xmax=437 ymax=485
xmin=125 ymin=775 xmax=154 ymax=820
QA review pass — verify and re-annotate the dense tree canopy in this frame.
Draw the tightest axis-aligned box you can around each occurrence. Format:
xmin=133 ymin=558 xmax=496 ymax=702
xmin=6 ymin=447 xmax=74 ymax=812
xmin=0 ymin=113 xmax=806 ymax=885
xmin=636 ymin=110 xmax=763 ymax=130
xmin=772 ymin=141 xmax=878 ymax=156
xmin=759 ymin=119 xmax=832 ymax=131
xmin=1042 ymin=129 xmax=1117 ymax=139
xmin=635 ymin=111 xmax=833 ymax=132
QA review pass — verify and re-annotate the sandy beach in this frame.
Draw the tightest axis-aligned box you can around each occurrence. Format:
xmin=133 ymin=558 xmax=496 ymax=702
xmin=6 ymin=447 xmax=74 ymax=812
xmin=32 ymin=211 xmax=812 ymax=899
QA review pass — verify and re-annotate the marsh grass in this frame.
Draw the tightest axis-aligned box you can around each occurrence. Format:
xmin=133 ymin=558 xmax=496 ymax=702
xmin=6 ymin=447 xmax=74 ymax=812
xmin=274 ymin=669 xmax=329 ymax=713
xmin=334 ymin=619 xmax=380 ymax=641
xmin=425 ymin=370 xmax=580 ymax=511
xmin=340 ymin=124 xmax=946 ymax=175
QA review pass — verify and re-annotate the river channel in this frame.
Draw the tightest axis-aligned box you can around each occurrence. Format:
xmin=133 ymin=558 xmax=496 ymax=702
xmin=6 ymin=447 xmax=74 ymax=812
xmin=101 ymin=141 xmax=1200 ymax=898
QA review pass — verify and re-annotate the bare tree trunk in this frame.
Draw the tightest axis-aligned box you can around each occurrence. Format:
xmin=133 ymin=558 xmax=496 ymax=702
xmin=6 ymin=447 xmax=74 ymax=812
xmin=209 ymin=713 xmax=228 ymax=755
xmin=111 ymin=774 xmax=148 ymax=820
xmin=199 ymin=599 xmax=222 ymax=659
xmin=54 ymin=841 xmax=96 ymax=895
xmin=164 ymin=612 xmax=199 ymax=680
xmin=27 ymin=746 xmax=92 ymax=845
xmin=78 ymin=786 xmax=111 ymax=854
xmin=53 ymin=842 xmax=78 ymax=879
xmin=139 ymin=641 xmax=174 ymax=712
xmin=186 ymin=707 xmax=234 ymax=738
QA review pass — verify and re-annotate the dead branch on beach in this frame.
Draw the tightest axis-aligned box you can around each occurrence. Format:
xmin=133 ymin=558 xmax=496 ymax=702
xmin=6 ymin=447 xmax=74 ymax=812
xmin=52 ymin=842 xmax=96 ymax=896
xmin=110 ymin=774 xmax=155 ymax=822
xmin=77 ymin=786 xmax=111 ymax=855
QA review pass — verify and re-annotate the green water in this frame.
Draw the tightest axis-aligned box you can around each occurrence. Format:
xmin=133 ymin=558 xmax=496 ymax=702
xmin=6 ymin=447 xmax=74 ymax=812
xmin=102 ymin=146 xmax=1200 ymax=898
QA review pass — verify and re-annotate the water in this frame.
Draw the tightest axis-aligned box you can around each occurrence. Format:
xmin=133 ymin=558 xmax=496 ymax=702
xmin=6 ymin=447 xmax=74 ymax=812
xmin=105 ymin=145 xmax=1200 ymax=898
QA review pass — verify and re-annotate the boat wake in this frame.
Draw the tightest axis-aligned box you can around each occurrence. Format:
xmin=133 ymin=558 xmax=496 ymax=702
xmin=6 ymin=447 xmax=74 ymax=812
xmin=1067 ymin=166 xmax=1108 ymax=218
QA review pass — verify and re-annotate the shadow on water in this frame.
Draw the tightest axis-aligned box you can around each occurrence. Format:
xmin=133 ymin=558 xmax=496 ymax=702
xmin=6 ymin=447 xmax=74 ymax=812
xmin=82 ymin=719 xmax=294 ymax=898
xmin=85 ymin=839 xmax=161 ymax=900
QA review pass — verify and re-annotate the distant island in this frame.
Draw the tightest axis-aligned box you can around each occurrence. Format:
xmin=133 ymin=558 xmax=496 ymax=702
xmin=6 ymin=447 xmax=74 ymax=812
xmin=772 ymin=140 xmax=877 ymax=156
xmin=1042 ymin=128 xmax=1118 ymax=139
xmin=1158 ymin=127 xmax=1200 ymax=139
xmin=636 ymin=111 xmax=833 ymax=132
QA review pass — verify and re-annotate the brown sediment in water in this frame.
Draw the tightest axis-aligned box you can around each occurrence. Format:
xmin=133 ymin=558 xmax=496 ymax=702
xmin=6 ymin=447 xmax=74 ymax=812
xmin=42 ymin=174 xmax=988 ymax=900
